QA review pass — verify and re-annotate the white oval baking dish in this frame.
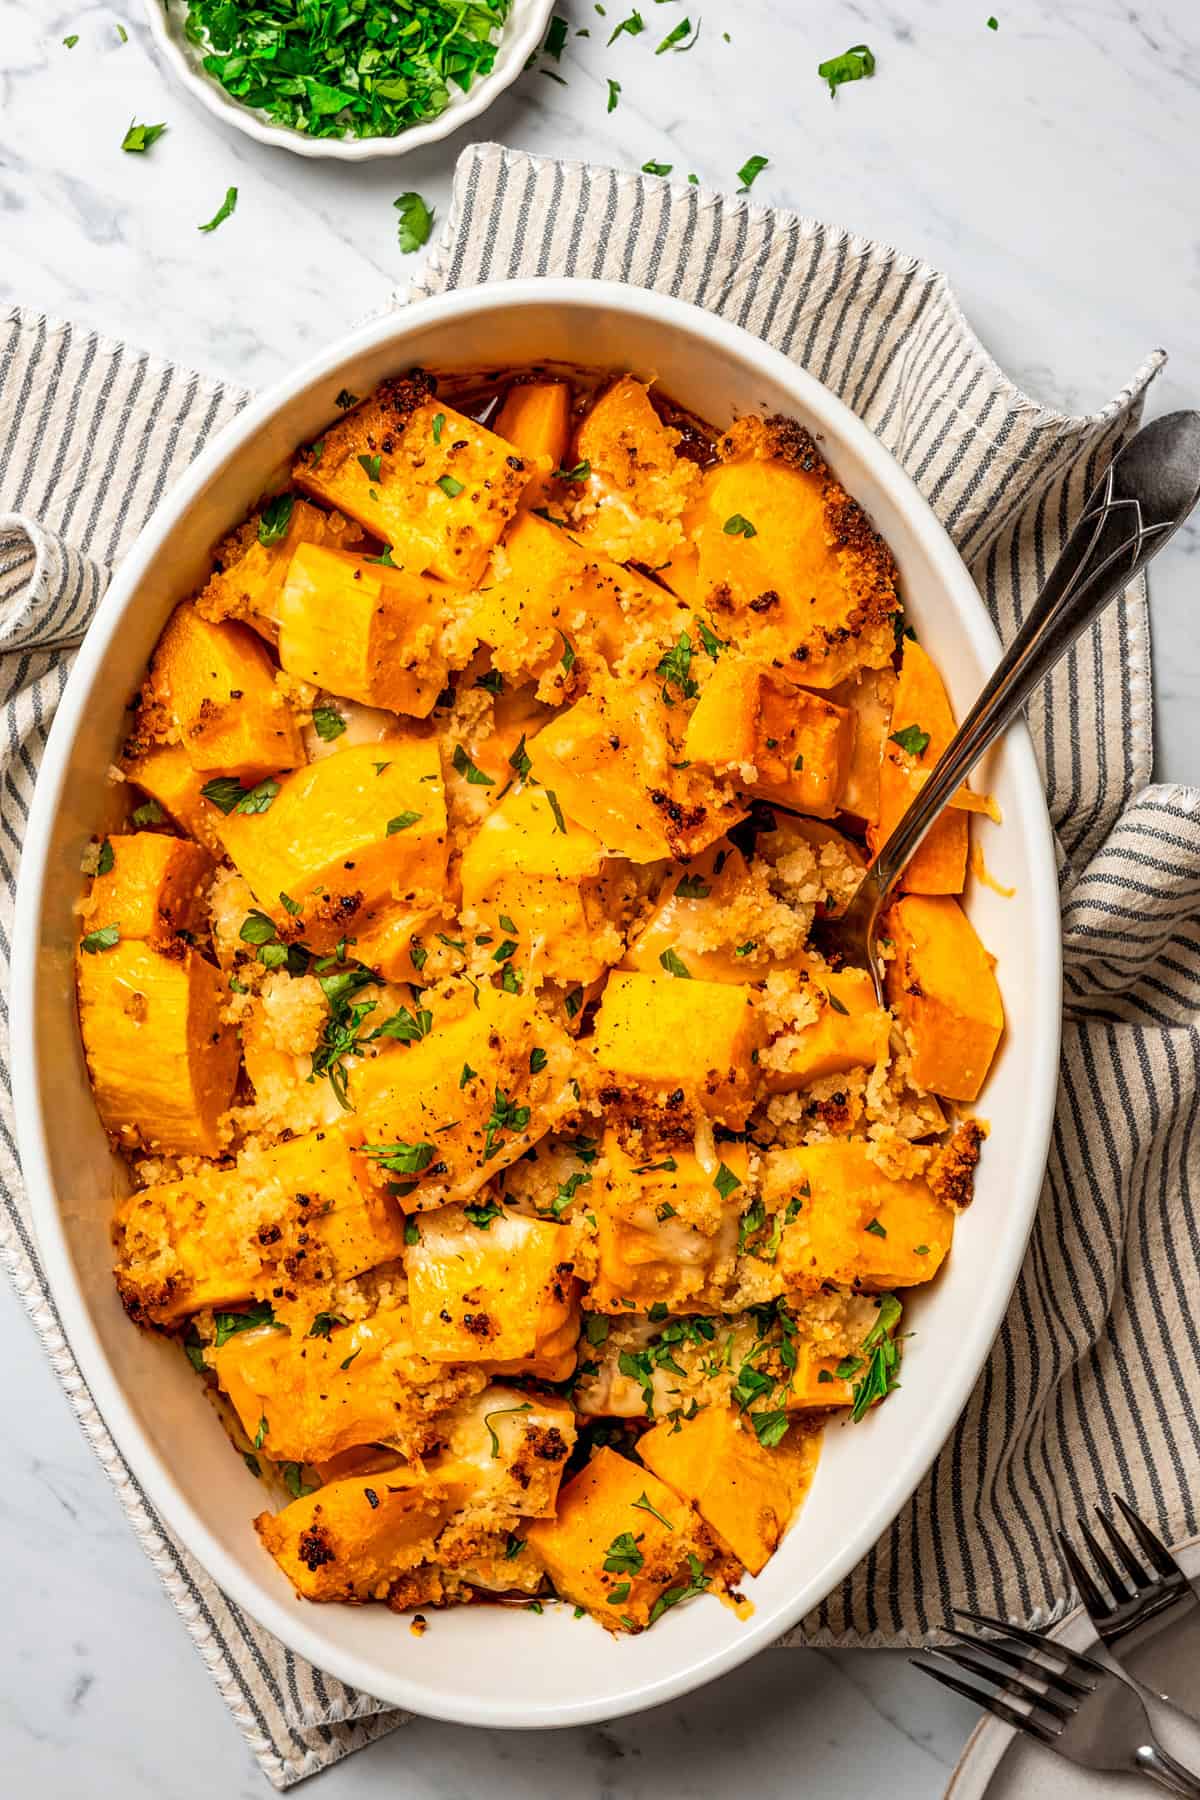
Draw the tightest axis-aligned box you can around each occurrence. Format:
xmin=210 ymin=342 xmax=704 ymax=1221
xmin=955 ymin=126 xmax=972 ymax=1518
xmin=11 ymin=280 xmax=1061 ymax=1728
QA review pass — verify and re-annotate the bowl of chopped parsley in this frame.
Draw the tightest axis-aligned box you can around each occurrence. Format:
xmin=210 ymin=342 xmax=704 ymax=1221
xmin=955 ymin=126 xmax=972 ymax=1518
xmin=143 ymin=0 xmax=555 ymax=158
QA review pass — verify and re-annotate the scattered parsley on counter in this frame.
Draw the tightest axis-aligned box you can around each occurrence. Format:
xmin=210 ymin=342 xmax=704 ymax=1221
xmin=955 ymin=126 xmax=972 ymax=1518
xmin=642 ymin=160 xmax=673 ymax=177
xmin=544 ymin=14 xmax=568 ymax=58
xmin=607 ymin=10 xmax=645 ymax=45
xmin=395 ymin=190 xmax=434 ymax=253
xmin=177 ymin=0 xmax=511 ymax=141
xmin=607 ymin=76 xmax=621 ymax=111
xmin=122 ymin=119 xmax=167 ymax=153
xmin=987 ymin=14 xmax=999 ymax=27
xmin=818 ymin=43 xmax=876 ymax=96
xmin=63 ymin=33 xmax=79 ymax=47
xmin=736 ymin=153 xmax=768 ymax=191
xmin=656 ymin=17 xmax=698 ymax=54
xmin=198 ymin=186 xmax=238 ymax=233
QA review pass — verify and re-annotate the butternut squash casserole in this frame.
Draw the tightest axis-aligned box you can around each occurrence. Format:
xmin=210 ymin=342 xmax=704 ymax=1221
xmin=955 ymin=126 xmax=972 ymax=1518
xmin=76 ymin=369 xmax=1004 ymax=1630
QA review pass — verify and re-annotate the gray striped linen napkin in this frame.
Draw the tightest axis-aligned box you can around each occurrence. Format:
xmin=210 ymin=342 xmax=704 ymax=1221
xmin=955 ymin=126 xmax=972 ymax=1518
xmin=2 ymin=140 xmax=1198 ymax=1786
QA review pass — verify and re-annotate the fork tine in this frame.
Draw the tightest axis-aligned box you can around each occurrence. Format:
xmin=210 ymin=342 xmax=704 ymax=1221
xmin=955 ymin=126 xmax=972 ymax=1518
xmin=1112 ymin=1493 xmax=1181 ymax=1579
xmin=936 ymin=1642 xmax=1074 ymax=1722
xmin=1076 ymin=1512 xmax=1136 ymax=1602
xmin=1094 ymin=1505 xmax=1154 ymax=1590
xmin=911 ymin=1657 xmax=1060 ymax=1744
xmin=945 ymin=1626 xmax=1093 ymax=1700
xmin=1057 ymin=1530 xmax=1113 ymax=1616
xmin=953 ymin=1608 xmax=1106 ymax=1681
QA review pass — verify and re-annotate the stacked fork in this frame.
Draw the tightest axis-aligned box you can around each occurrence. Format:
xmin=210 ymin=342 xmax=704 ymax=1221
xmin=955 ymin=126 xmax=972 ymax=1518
xmin=915 ymin=1497 xmax=1200 ymax=1794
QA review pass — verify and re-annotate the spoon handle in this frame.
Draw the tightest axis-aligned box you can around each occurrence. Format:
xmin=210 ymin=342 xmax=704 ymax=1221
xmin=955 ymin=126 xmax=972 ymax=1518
xmin=871 ymin=410 xmax=1200 ymax=896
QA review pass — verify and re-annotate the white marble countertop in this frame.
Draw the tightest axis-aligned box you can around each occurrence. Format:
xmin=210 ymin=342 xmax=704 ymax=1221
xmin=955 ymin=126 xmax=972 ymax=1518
xmin=3 ymin=0 xmax=1198 ymax=1794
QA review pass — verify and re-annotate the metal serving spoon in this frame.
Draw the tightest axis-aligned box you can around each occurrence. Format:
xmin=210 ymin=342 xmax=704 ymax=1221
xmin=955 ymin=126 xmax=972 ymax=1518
xmin=821 ymin=409 xmax=1200 ymax=1000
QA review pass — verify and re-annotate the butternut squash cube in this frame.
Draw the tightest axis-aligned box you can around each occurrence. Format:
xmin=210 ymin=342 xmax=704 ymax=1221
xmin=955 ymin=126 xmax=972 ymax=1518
xmin=885 ymin=894 xmax=1003 ymax=1101
xmin=684 ymin=658 xmax=855 ymax=817
xmin=405 ymin=1204 xmax=579 ymax=1375
xmin=571 ymin=377 xmax=700 ymax=568
xmin=83 ymin=833 xmax=213 ymax=949
xmin=215 ymin=1305 xmax=486 ymax=1466
xmin=469 ymin=509 xmax=624 ymax=686
xmin=591 ymin=971 xmax=762 ymax=1129
xmin=639 ymin=1405 xmax=818 ymax=1574
xmin=760 ymin=1142 xmax=953 ymax=1292
xmin=525 ymin=1446 xmax=712 ymax=1632
xmin=871 ymin=638 xmax=967 ymax=894
xmin=215 ymin=738 xmax=447 ymax=950
xmin=277 ymin=543 xmax=452 ymax=717
xmin=458 ymin=781 xmax=615 ymax=987
xmin=528 ymin=675 xmax=744 ymax=862
xmin=77 ymin=940 xmax=238 ymax=1157
xmin=788 ymin=1344 xmax=855 ymax=1410
xmin=622 ymin=844 xmax=811 ymax=985
xmin=122 ymin=742 xmax=226 ymax=854
xmin=759 ymin=963 xmax=891 ymax=1092
xmin=494 ymin=381 xmax=571 ymax=510
xmin=429 ymin=1385 xmax=576 ymax=1519
xmin=198 ymin=497 xmax=353 ymax=632
xmin=256 ymin=1467 xmax=466 ymax=1603
xmin=114 ymin=1128 xmax=408 ymax=1327
xmin=348 ymin=983 xmax=576 ymax=1211
xmin=294 ymin=377 xmax=534 ymax=586
xmin=687 ymin=417 xmax=899 ymax=688
xmin=590 ymin=1137 xmax=748 ymax=1313
xmin=145 ymin=602 xmax=304 ymax=779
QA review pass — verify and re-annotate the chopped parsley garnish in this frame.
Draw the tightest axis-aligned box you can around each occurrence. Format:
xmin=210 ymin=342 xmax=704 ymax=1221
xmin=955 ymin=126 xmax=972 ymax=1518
xmin=257 ymin=492 xmax=294 ymax=545
xmin=371 ymin=1003 xmax=433 ymax=1045
xmin=656 ymin=16 xmax=698 ymax=53
xmin=675 ymin=875 xmax=710 ymax=899
xmin=607 ymin=10 xmax=645 ymax=45
xmin=550 ymin=1170 xmax=591 ymax=1218
xmin=437 ymin=473 xmax=464 ymax=499
xmin=736 ymin=1198 xmax=766 ymax=1254
xmin=122 ymin=120 xmax=167 ymax=153
xmin=386 ymin=811 xmax=422 ymax=835
xmin=453 ymin=743 xmax=494 ymax=785
xmin=394 ymin=191 xmax=434 ymax=253
xmin=914 ymin=1243 xmax=930 ymax=1256
xmin=460 ymin=1063 xmax=477 ymax=1088
xmin=243 ymin=1452 xmax=261 ymax=1477
xmin=201 ymin=775 xmax=280 ymax=815
xmin=214 ymin=1301 xmax=280 ymax=1348
xmin=737 ymin=154 xmax=769 ymax=191
xmin=818 ymin=43 xmax=876 ymax=96
xmin=735 ymin=940 xmax=757 ymax=957
xmin=694 ymin=615 xmax=726 ymax=659
xmin=482 ymin=1087 xmax=531 ymax=1160
xmin=404 ymin=1218 xmax=420 ymax=1246
xmin=306 ymin=1312 xmax=348 ymax=1340
xmin=648 ymin=1552 xmax=708 ymax=1622
xmin=94 ymin=838 xmax=115 ymax=877
xmin=559 ymin=630 xmax=577 ymax=671
xmin=335 ymin=389 xmax=359 ymax=410
xmin=848 ymin=1295 xmax=903 ymax=1422
xmin=483 ymin=1401 xmax=532 ymax=1457
xmin=632 ymin=1491 xmax=674 ymax=1529
xmin=198 ymin=186 xmax=238 ymax=234
xmin=825 ymin=987 xmax=850 ymax=1016
xmin=603 ymin=1531 xmax=644 ymax=1576
xmin=339 ymin=1348 xmax=361 ymax=1372
xmin=80 ymin=923 xmax=120 ymax=954
xmin=636 ymin=1156 xmax=677 ymax=1174
xmin=360 ymin=1140 xmax=435 ymax=1176
xmin=358 ymin=451 xmax=383 ymax=482
xmin=656 ymin=630 xmax=698 ymax=705
xmin=529 ymin=1047 xmax=548 ymax=1075
xmin=750 ymin=1409 xmax=790 ymax=1449
xmin=607 ymin=77 xmax=621 ymax=111
xmin=564 ymin=986 xmax=584 ymax=1018
xmin=658 ymin=947 xmax=691 ymax=980
xmin=544 ymin=14 xmax=569 ymax=58
xmin=722 ymin=512 xmax=757 ymax=537
xmin=713 ymin=1162 xmax=742 ymax=1202
xmin=432 ymin=411 xmax=446 ymax=444
xmin=131 ymin=799 xmax=165 ymax=827
xmin=585 ymin=1315 xmax=610 ymax=1346
xmin=283 ymin=1462 xmax=317 ymax=1499
xmin=464 ymin=1200 xmax=503 ymax=1230
xmin=544 ymin=788 xmax=567 ymax=834
xmin=476 ymin=669 xmax=503 ymax=694
xmin=312 ymin=704 xmax=346 ymax=741
xmin=508 ymin=733 xmax=532 ymax=780
xmin=890 ymin=723 xmax=931 ymax=757
xmin=504 ymin=1533 xmax=526 ymax=1559
xmin=178 ymin=1 xmax=511 ymax=141
xmin=642 ymin=160 xmax=673 ymax=177
xmin=865 ymin=1217 xmax=888 ymax=1238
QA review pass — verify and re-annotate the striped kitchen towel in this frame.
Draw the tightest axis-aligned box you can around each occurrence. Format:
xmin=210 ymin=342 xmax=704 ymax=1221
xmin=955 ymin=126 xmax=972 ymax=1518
xmin=2 ymin=140 xmax=1198 ymax=1785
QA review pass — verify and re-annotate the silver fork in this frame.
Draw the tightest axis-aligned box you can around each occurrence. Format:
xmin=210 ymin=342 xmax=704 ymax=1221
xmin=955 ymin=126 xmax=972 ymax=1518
xmin=913 ymin=1608 xmax=1200 ymax=1794
xmin=819 ymin=409 xmax=1200 ymax=1000
xmin=1059 ymin=1494 xmax=1200 ymax=1717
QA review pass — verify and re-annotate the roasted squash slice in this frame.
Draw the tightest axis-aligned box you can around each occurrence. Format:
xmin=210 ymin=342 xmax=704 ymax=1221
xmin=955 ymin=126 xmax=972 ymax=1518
xmin=885 ymin=893 xmax=1004 ymax=1100
xmin=590 ymin=970 xmax=762 ymax=1131
xmin=144 ymin=602 xmax=305 ymax=779
xmin=760 ymin=1142 xmax=955 ymax=1292
xmin=82 ymin=833 xmax=213 ymax=949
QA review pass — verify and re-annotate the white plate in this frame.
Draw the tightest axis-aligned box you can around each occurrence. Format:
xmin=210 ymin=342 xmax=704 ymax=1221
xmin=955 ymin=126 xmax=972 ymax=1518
xmin=142 ymin=0 xmax=556 ymax=161
xmin=947 ymin=1538 xmax=1200 ymax=1798
xmin=11 ymin=279 xmax=1062 ymax=1727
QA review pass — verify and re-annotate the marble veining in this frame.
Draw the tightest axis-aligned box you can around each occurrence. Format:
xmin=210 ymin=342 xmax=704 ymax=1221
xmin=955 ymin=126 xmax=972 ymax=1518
xmin=3 ymin=0 xmax=1199 ymax=1793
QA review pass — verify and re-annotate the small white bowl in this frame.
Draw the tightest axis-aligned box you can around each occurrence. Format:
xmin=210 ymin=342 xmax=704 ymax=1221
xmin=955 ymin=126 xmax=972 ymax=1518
xmin=13 ymin=281 xmax=1061 ymax=1727
xmin=141 ymin=0 xmax=556 ymax=160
